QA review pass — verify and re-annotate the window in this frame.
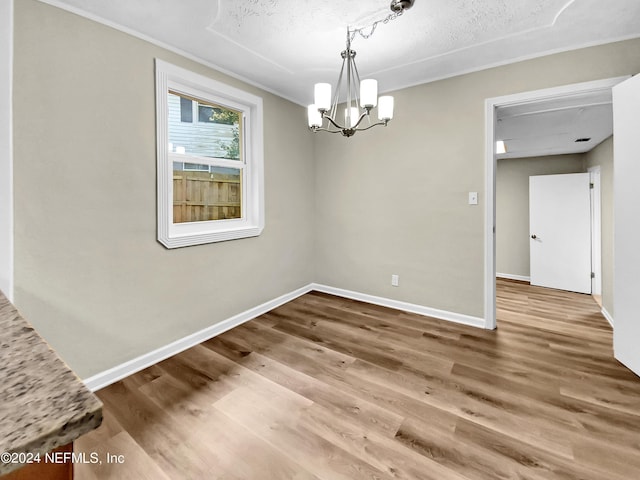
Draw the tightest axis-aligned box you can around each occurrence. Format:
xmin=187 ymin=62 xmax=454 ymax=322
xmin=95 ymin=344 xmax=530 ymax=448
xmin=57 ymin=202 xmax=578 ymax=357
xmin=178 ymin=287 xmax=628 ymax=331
xmin=155 ymin=59 xmax=264 ymax=248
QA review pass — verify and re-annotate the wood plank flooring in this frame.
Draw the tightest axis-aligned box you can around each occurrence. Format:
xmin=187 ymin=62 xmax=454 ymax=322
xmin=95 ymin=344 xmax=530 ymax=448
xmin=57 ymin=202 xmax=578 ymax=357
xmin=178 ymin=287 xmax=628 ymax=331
xmin=75 ymin=279 xmax=640 ymax=479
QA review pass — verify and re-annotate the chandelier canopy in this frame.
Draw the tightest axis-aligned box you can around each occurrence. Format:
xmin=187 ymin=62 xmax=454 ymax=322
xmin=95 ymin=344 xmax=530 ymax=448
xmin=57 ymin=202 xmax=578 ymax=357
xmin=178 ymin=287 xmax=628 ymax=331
xmin=307 ymin=0 xmax=415 ymax=137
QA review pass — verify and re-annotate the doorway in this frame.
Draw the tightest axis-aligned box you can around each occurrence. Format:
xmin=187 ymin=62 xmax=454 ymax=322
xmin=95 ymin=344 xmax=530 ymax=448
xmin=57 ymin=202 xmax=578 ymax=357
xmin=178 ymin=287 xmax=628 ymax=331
xmin=484 ymin=76 xmax=629 ymax=329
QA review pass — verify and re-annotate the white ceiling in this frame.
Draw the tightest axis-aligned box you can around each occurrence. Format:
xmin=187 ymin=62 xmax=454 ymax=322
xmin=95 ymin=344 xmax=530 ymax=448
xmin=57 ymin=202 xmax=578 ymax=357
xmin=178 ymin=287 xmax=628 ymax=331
xmin=41 ymin=0 xmax=640 ymax=106
xmin=496 ymin=89 xmax=614 ymax=159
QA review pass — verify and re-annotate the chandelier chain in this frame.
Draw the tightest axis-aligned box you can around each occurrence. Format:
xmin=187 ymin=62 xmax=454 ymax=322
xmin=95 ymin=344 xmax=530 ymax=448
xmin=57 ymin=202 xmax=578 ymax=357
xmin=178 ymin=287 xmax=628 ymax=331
xmin=349 ymin=10 xmax=403 ymax=42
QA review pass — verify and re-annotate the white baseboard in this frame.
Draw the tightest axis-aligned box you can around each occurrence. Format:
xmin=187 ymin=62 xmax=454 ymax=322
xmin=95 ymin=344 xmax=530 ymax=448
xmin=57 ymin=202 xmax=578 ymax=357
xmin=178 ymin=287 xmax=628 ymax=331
xmin=83 ymin=284 xmax=313 ymax=392
xmin=496 ymin=272 xmax=531 ymax=282
xmin=84 ymin=282 xmax=489 ymax=391
xmin=310 ymin=283 xmax=487 ymax=329
xmin=601 ymin=307 xmax=614 ymax=328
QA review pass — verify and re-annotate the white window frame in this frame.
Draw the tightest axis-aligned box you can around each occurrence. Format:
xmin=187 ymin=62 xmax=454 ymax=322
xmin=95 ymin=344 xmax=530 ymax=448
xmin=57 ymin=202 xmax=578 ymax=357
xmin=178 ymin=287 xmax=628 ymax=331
xmin=155 ymin=59 xmax=264 ymax=248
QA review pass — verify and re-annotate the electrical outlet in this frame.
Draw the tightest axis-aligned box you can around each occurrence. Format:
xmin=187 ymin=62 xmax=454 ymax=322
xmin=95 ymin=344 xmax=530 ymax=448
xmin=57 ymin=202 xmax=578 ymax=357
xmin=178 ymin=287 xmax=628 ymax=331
xmin=391 ymin=274 xmax=399 ymax=287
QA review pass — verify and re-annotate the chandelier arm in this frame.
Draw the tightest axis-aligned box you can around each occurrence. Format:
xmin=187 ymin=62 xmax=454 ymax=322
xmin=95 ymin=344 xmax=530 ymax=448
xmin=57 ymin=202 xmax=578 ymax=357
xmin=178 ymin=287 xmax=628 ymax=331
xmin=354 ymin=120 xmax=389 ymax=132
xmin=350 ymin=110 xmax=370 ymax=130
xmin=323 ymin=112 xmax=347 ymax=130
xmin=346 ymin=51 xmax=352 ymax=117
xmin=351 ymin=56 xmax=362 ymax=108
xmin=309 ymin=126 xmax=344 ymax=134
xmin=330 ymin=56 xmax=348 ymax=121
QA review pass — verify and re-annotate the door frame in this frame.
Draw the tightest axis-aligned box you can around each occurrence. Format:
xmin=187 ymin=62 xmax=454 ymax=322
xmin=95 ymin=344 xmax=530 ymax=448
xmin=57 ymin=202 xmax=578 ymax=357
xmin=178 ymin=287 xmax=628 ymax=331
xmin=588 ymin=165 xmax=602 ymax=296
xmin=483 ymin=76 xmax=628 ymax=329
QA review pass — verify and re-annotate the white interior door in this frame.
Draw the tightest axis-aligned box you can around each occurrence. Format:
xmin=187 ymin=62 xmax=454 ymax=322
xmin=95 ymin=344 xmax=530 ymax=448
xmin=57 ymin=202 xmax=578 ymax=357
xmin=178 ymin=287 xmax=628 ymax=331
xmin=529 ymin=173 xmax=591 ymax=294
xmin=613 ymin=74 xmax=640 ymax=378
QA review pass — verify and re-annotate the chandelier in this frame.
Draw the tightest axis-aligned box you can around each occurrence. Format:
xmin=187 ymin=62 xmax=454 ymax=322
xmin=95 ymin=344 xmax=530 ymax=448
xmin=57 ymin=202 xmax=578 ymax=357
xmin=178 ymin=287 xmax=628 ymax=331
xmin=307 ymin=0 xmax=415 ymax=137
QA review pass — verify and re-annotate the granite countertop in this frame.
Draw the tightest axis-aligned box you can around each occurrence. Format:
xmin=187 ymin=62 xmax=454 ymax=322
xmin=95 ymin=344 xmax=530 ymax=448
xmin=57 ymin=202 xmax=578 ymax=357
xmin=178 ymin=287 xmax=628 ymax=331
xmin=0 ymin=290 xmax=102 ymax=475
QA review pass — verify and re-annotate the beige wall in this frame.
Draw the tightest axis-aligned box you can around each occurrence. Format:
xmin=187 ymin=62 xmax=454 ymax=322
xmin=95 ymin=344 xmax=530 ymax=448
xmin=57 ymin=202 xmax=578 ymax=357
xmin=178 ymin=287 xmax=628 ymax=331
xmin=0 ymin=1 xmax=11 ymax=299
xmin=496 ymin=155 xmax=585 ymax=278
xmin=13 ymin=0 xmax=315 ymax=378
xmin=586 ymin=136 xmax=614 ymax=316
xmin=314 ymin=38 xmax=640 ymax=319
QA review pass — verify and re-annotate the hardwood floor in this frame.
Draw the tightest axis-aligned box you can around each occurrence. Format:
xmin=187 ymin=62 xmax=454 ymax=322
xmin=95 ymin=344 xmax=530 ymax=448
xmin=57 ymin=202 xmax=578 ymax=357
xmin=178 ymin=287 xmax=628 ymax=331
xmin=75 ymin=279 xmax=640 ymax=479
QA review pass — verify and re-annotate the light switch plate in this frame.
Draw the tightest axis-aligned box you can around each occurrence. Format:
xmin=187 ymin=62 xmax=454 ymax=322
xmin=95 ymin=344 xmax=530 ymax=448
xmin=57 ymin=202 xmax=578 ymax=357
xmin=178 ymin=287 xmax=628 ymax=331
xmin=468 ymin=192 xmax=478 ymax=205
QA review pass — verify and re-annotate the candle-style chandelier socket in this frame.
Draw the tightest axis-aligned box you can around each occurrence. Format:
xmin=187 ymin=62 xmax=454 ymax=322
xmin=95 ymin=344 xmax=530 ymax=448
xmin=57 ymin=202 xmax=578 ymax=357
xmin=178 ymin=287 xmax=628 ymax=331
xmin=307 ymin=0 xmax=414 ymax=138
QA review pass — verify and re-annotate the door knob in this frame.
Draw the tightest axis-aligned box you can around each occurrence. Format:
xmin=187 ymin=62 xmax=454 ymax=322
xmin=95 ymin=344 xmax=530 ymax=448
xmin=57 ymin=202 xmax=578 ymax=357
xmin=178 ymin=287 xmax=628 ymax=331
xmin=531 ymin=234 xmax=537 ymax=239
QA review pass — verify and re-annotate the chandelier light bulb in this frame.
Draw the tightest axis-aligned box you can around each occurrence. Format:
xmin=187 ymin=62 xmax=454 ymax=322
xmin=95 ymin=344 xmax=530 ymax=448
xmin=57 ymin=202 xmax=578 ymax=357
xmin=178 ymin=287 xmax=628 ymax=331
xmin=378 ymin=96 xmax=394 ymax=121
xmin=360 ymin=79 xmax=378 ymax=109
xmin=308 ymin=104 xmax=322 ymax=128
xmin=314 ymin=83 xmax=332 ymax=111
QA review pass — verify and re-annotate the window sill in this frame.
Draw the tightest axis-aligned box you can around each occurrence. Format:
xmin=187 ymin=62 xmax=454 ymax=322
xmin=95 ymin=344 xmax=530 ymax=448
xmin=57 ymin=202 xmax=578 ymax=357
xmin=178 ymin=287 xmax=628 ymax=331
xmin=158 ymin=224 xmax=264 ymax=249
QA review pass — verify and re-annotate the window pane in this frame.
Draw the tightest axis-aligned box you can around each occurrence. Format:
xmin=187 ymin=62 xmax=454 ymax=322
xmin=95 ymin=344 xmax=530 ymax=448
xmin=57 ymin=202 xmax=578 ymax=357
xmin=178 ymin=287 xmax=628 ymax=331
xmin=197 ymin=105 xmax=241 ymax=125
xmin=198 ymin=104 xmax=214 ymax=123
xmin=168 ymin=91 xmax=241 ymax=160
xmin=173 ymin=164 xmax=242 ymax=224
xmin=180 ymin=97 xmax=192 ymax=122
xmin=183 ymin=162 xmax=209 ymax=171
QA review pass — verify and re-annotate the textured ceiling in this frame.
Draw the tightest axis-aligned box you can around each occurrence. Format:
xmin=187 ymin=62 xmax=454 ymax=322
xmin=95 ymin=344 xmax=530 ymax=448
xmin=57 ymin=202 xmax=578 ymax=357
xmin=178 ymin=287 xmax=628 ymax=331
xmin=40 ymin=0 xmax=640 ymax=105
xmin=496 ymin=90 xmax=614 ymax=159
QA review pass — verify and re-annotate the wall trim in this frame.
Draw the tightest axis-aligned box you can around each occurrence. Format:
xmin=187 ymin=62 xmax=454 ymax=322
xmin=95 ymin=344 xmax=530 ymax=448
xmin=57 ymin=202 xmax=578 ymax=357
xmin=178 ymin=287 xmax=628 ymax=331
xmin=84 ymin=282 xmax=490 ymax=390
xmin=83 ymin=284 xmax=313 ymax=391
xmin=372 ymin=35 xmax=640 ymax=101
xmin=33 ymin=1 xmax=640 ymax=107
xmin=36 ymin=0 xmax=301 ymax=106
xmin=311 ymin=283 xmax=487 ymax=330
xmin=496 ymin=273 xmax=531 ymax=282
xmin=601 ymin=307 xmax=614 ymax=328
